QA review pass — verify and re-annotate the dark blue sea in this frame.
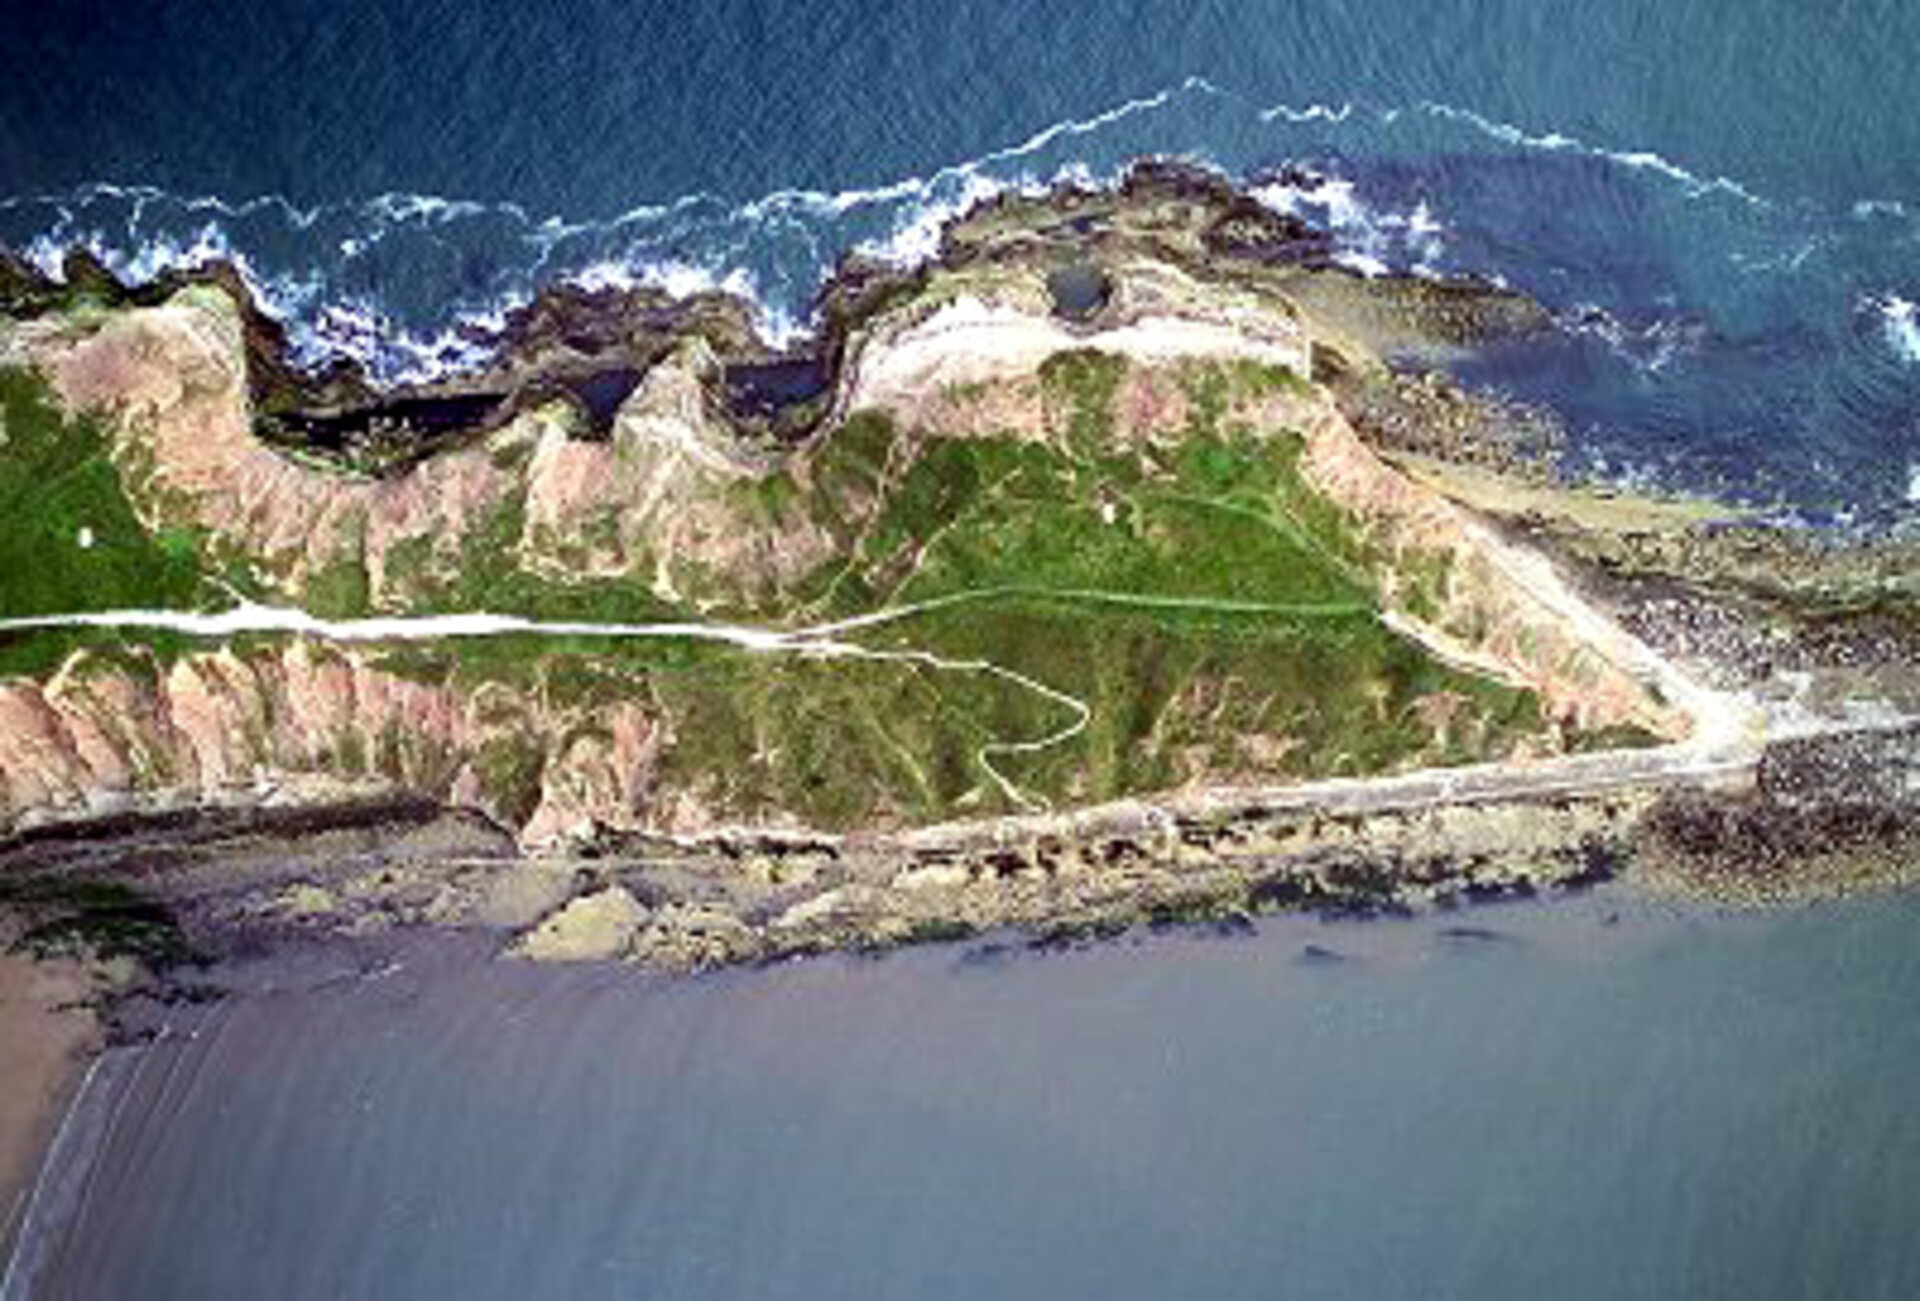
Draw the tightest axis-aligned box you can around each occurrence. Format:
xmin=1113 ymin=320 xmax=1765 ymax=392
xmin=4 ymin=0 xmax=1919 ymax=520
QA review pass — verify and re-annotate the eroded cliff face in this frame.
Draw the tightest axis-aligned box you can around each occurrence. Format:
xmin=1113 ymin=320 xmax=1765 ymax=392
xmin=0 ymin=641 xmax=669 ymax=846
xmin=32 ymin=290 xmax=519 ymax=608
xmin=518 ymin=338 xmax=835 ymax=605
xmin=1294 ymin=404 xmax=1693 ymax=739
xmin=16 ymin=292 xmax=827 ymax=615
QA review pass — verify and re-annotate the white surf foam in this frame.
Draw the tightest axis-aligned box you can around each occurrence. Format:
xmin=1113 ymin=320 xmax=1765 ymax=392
xmin=0 ymin=78 xmax=1231 ymax=377
xmin=22 ymin=212 xmax=326 ymax=338
xmin=856 ymin=168 xmax=1068 ymax=268
xmin=0 ymin=181 xmax=325 ymax=228
xmin=1871 ymin=294 xmax=1920 ymax=364
xmin=16 ymin=79 xmax=1809 ymax=390
xmin=22 ymin=232 xmax=69 ymax=279
xmin=367 ymin=192 xmax=514 ymax=226
xmin=1257 ymin=101 xmax=1353 ymax=124
xmin=726 ymin=74 xmax=1219 ymax=228
xmin=292 ymin=296 xmax=496 ymax=386
xmin=1251 ymin=170 xmax=1450 ymax=277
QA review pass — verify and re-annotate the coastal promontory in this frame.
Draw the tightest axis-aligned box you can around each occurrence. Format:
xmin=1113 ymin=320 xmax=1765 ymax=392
xmin=1 ymin=164 xmax=1916 ymax=988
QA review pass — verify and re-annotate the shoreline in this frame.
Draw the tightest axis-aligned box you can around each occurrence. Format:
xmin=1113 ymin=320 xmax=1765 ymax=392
xmin=4 ymin=775 xmax=1919 ymax=1281
xmin=0 ymin=951 xmax=102 ymax=1276
xmin=0 ymin=160 xmax=1509 ymax=477
xmin=3 ymin=159 xmax=1920 ymax=1199
xmin=17 ymin=880 xmax=1920 ymax=1297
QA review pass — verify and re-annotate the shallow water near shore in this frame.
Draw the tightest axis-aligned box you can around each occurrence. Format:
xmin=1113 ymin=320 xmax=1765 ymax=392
xmin=12 ymin=889 xmax=1920 ymax=1300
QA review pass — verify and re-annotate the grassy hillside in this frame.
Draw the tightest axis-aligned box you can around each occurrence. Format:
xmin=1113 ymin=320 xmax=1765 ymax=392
xmin=0 ymin=350 xmax=1559 ymax=830
xmin=0 ymin=368 xmax=214 ymax=617
xmin=340 ymin=354 xmax=1548 ymax=826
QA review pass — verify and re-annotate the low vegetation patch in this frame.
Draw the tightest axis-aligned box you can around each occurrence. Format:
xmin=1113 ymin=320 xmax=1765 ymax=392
xmin=2 ymin=875 xmax=197 ymax=967
xmin=0 ymin=367 xmax=217 ymax=616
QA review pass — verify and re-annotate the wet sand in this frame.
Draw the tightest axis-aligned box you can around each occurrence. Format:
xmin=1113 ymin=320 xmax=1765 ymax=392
xmin=0 ymin=951 xmax=100 ymax=1267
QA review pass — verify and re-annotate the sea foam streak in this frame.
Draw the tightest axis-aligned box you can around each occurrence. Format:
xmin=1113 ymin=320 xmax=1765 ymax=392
xmin=1411 ymin=102 xmax=1770 ymax=207
xmin=1258 ymin=101 xmax=1354 ymax=124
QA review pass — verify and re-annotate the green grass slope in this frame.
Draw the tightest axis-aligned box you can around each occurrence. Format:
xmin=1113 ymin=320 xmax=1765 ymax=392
xmin=0 ymin=350 xmax=1558 ymax=831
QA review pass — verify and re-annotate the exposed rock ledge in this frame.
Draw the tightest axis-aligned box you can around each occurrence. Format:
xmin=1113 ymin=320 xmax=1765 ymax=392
xmin=7 ymin=709 xmax=1918 ymax=979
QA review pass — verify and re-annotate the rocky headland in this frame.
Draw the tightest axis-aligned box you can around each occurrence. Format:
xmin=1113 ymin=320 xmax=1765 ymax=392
xmin=1 ymin=160 xmax=1918 ymax=1002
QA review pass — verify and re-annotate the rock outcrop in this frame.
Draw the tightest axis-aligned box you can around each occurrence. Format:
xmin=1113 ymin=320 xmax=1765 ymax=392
xmin=519 ymin=338 xmax=834 ymax=604
xmin=511 ymin=886 xmax=650 ymax=962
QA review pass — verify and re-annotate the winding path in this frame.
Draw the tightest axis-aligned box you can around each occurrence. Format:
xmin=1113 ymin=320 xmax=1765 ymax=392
xmin=0 ymin=576 xmax=1769 ymax=816
xmin=0 ymin=589 xmax=1357 ymax=812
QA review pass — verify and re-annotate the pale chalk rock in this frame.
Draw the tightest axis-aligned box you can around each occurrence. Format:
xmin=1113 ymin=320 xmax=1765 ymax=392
xmin=891 ymin=862 xmax=971 ymax=892
xmin=271 ymin=882 xmax=339 ymax=919
xmin=512 ymin=886 xmax=649 ymax=963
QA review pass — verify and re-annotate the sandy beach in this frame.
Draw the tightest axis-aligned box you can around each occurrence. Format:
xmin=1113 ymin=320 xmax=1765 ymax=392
xmin=0 ymin=949 xmax=101 ymax=1268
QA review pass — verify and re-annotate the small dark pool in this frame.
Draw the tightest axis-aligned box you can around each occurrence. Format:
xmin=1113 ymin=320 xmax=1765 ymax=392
xmin=723 ymin=356 xmax=833 ymax=420
xmin=276 ymin=390 xmax=504 ymax=451
xmin=556 ymin=368 xmax=644 ymax=431
xmin=1047 ymin=264 xmax=1111 ymax=321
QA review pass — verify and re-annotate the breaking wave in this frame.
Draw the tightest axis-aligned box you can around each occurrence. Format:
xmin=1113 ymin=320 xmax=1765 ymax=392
xmin=1 ymin=75 xmax=1841 ymax=389
xmin=1868 ymin=294 xmax=1920 ymax=364
xmin=1251 ymin=170 xmax=1448 ymax=277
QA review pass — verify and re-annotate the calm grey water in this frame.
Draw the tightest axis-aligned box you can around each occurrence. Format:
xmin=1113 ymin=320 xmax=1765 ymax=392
xmin=17 ymin=891 xmax=1920 ymax=1299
